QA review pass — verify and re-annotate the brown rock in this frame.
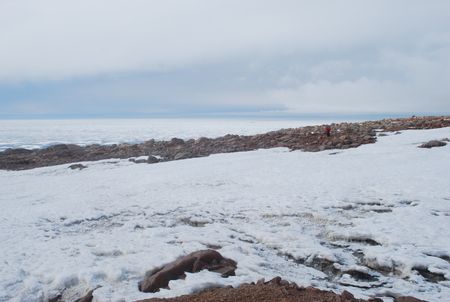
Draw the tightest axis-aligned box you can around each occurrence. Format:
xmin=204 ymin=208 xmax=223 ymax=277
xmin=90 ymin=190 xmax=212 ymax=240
xmin=341 ymin=290 xmax=355 ymax=300
xmin=138 ymin=250 xmax=237 ymax=293
xmin=395 ymin=297 xmax=427 ymax=302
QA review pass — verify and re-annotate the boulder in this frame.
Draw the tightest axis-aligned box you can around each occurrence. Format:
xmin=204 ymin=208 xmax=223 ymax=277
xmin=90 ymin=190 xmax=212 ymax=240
xmin=138 ymin=250 xmax=237 ymax=293
xmin=174 ymin=152 xmax=191 ymax=160
xmin=68 ymin=163 xmax=87 ymax=170
xmin=170 ymin=138 xmax=185 ymax=146
xmin=418 ymin=140 xmax=447 ymax=148
xmin=147 ymin=156 xmax=160 ymax=164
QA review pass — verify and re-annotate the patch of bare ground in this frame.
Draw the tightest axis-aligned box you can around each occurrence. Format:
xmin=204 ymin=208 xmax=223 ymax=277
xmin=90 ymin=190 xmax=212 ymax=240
xmin=135 ymin=277 xmax=426 ymax=302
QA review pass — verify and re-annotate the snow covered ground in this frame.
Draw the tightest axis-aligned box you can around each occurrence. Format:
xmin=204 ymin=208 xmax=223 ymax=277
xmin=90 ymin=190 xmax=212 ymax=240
xmin=0 ymin=127 xmax=449 ymax=302
xmin=0 ymin=118 xmax=339 ymax=151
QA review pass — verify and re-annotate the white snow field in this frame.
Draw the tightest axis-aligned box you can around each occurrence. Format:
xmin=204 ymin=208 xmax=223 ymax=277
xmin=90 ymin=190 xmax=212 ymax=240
xmin=0 ymin=118 xmax=340 ymax=151
xmin=1 ymin=128 xmax=449 ymax=302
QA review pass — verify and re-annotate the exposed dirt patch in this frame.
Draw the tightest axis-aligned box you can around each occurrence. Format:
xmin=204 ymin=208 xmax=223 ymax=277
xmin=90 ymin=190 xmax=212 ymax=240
xmin=135 ymin=277 xmax=424 ymax=302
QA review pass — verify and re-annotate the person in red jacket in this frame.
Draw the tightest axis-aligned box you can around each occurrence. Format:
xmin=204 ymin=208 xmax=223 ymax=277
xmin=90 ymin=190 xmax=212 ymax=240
xmin=324 ymin=125 xmax=331 ymax=137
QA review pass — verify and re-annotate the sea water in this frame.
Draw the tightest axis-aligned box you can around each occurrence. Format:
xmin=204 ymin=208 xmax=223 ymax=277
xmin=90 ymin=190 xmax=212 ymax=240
xmin=0 ymin=118 xmax=344 ymax=151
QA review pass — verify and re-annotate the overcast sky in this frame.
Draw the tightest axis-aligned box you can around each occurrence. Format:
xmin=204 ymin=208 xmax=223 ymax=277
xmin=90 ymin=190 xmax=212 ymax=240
xmin=1 ymin=0 xmax=450 ymax=118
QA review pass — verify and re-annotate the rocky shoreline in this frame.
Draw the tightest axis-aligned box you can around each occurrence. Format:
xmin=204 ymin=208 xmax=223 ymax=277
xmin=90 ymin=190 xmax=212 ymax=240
xmin=1 ymin=116 xmax=449 ymax=171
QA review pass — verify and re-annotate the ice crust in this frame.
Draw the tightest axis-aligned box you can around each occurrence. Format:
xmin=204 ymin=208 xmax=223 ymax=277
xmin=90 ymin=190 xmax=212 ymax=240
xmin=0 ymin=128 xmax=449 ymax=301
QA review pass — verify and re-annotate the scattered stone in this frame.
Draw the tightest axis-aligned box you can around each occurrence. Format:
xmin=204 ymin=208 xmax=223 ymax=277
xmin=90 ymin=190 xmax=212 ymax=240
xmin=418 ymin=140 xmax=447 ymax=148
xmin=68 ymin=163 xmax=87 ymax=170
xmin=179 ymin=217 xmax=208 ymax=227
xmin=138 ymin=250 xmax=237 ymax=293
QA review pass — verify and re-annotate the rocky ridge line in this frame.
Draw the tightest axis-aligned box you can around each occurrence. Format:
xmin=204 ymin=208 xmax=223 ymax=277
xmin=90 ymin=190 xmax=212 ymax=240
xmin=1 ymin=116 xmax=449 ymax=170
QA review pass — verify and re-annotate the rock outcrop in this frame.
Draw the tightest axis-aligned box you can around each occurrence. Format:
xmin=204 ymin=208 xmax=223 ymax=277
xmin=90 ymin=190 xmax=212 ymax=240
xmin=138 ymin=250 xmax=237 ymax=293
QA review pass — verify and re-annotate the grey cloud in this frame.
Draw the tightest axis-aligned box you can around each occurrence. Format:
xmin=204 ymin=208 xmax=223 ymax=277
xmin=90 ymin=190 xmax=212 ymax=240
xmin=1 ymin=0 xmax=450 ymax=81
xmin=1 ymin=0 xmax=450 ymax=116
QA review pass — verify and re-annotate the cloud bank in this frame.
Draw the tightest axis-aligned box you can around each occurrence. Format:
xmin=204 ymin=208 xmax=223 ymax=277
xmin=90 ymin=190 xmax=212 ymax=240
xmin=0 ymin=0 xmax=449 ymax=116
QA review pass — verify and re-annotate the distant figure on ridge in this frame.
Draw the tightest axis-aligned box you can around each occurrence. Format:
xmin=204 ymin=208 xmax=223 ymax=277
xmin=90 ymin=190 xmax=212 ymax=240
xmin=324 ymin=125 xmax=331 ymax=137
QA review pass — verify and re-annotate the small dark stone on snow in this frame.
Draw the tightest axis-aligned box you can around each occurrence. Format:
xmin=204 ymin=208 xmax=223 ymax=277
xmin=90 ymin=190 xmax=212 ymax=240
xmin=68 ymin=163 xmax=87 ymax=170
xmin=418 ymin=140 xmax=447 ymax=148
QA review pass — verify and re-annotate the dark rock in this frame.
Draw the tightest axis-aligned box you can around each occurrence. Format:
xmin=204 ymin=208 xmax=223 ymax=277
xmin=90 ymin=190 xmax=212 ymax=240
xmin=170 ymin=138 xmax=185 ymax=146
xmin=341 ymin=290 xmax=355 ymax=300
xmin=413 ymin=266 xmax=446 ymax=282
xmin=48 ymin=294 xmax=62 ymax=302
xmin=68 ymin=164 xmax=87 ymax=170
xmin=267 ymin=276 xmax=282 ymax=285
xmin=395 ymin=297 xmax=427 ymax=302
xmin=147 ymin=156 xmax=160 ymax=164
xmin=138 ymin=250 xmax=237 ymax=293
xmin=418 ymin=140 xmax=447 ymax=148
xmin=174 ymin=152 xmax=190 ymax=160
xmin=2 ymin=148 xmax=34 ymax=155
xmin=74 ymin=288 xmax=95 ymax=302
